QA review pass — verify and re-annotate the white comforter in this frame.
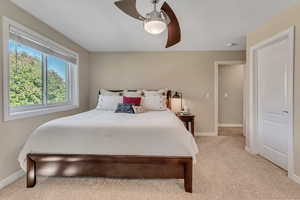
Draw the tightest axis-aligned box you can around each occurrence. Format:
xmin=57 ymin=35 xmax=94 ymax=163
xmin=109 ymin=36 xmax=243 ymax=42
xmin=18 ymin=109 xmax=199 ymax=171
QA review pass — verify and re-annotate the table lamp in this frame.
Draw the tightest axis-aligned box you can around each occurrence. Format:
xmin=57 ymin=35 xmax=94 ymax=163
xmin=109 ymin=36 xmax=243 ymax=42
xmin=172 ymin=91 xmax=184 ymax=114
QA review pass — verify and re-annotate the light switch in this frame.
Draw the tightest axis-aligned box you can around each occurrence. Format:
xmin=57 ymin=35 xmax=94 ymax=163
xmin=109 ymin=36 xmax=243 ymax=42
xmin=205 ymin=92 xmax=210 ymax=99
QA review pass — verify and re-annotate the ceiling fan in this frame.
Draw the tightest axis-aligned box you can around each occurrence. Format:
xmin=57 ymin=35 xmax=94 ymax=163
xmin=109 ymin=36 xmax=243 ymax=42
xmin=114 ymin=0 xmax=181 ymax=48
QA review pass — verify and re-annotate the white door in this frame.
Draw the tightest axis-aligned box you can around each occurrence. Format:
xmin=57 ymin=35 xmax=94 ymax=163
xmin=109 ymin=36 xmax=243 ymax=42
xmin=257 ymin=38 xmax=291 ymax=170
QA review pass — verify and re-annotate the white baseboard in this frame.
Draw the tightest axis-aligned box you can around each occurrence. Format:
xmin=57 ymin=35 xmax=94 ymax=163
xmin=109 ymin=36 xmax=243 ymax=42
xmin=245 ymin=146 xmax=255 ymax=154
xmin=219 ymin=124 xmax=243 ymax=128
xmin=196 ymin=132 xmax=218 ymax=136
xmin=289 ymin=173 xmax=300 ymax=184
xmin=0 ymin=169 xmax=25 ymax=190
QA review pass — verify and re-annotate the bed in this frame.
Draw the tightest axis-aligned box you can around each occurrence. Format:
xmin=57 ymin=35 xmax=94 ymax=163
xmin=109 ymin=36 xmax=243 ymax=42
xmin=18 ymin=90 xmax=199 ymax=193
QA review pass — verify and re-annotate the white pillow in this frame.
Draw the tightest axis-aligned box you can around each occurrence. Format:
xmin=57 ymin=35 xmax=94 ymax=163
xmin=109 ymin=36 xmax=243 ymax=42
xmin=123 ymin=90 xmax=142 ymax=97
xmin=142 ymin=95 xmax=167 ymax=111
xmin=100 ymin=89 xmax=123 ymax=96
xmin=143 ymin=89 xmax=167 ymax=96
xmin=97 ymin=95 xmax=122 ymax=110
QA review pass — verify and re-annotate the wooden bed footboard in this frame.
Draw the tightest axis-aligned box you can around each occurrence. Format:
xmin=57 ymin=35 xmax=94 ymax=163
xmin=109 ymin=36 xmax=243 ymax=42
xmin=26 ymin=154 xmax=193 ymax=193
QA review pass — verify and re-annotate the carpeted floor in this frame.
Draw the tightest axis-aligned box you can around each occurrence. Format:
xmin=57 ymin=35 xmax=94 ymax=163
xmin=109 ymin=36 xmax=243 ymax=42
xmin=218 ymin=127 xmax=243 ymax=136
xmin=1 ymin=136 xmax=300 ymax=200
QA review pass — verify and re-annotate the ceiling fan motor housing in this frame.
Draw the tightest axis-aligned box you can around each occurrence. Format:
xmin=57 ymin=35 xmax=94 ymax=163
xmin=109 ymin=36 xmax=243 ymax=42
xmin=151 ymin=0 xmax=161 ymax=4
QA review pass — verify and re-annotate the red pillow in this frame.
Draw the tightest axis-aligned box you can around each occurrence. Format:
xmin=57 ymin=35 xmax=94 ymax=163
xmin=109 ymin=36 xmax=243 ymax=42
xmin=123 ymin=96 xmax=141 ymax=106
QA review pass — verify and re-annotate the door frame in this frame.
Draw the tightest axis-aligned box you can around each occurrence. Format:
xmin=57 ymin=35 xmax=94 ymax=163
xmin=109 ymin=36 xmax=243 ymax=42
xmin=248 ymin=26 xmax=295 ymax=178
xmin=214 ymin=61 xmax=245 ymax=135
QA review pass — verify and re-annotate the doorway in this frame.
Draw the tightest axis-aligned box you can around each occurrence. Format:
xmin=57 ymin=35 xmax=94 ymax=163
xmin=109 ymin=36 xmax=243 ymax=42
xmin=214 ymin=61 xmax=245 ymax=136
xmin=248 ymin=27 xmax=294 ymax=175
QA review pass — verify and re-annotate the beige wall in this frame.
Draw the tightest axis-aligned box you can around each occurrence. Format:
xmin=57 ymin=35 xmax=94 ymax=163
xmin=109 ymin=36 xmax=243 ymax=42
xmin=247 ymin=2 xmax=300 ymax=176
xmin=0 ymin=0 xmax=90 ymax=180
xmin=89 ymin=51 xmax=246 ymax=133
xmin=218 ymin=64 xmax=244 ymax=125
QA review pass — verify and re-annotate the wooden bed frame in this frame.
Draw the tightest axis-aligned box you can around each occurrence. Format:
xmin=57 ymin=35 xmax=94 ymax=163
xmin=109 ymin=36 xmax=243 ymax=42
xmin=26 ymin=90 xmax=193 ymax=193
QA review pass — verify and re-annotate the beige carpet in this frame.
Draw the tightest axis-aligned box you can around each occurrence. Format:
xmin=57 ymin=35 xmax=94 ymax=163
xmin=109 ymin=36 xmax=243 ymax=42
xmin=218 ymin=127 xmax=243 ymax=136
xmin=1 ymin=136 xmax=300 ymax=200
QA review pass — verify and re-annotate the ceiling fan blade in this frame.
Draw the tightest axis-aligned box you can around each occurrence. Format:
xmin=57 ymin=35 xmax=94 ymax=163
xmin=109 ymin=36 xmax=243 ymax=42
xmin=114 ymin=0 xmax=145 ymax=21
xmin=161 ymin=2 xmax=181 ymax=48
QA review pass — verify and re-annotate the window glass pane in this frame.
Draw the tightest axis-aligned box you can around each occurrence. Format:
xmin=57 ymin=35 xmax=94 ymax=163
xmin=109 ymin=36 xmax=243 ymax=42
xmin=9 ymin=40 xmax=43 ymax=107
xmin=47 ymin=55 xmax=69 ymax=104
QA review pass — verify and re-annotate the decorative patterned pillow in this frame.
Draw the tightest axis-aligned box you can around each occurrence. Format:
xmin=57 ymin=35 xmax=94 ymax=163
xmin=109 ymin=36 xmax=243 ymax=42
xmin=115 ymin=103 xmax=135 ymax=114
xmin=123 ymin=96 xmax=142 ymax=106
xmin=97 ymin=95 xmax=123 ymax=110
xmin=132 ymin=106 xmax=145 ymax=114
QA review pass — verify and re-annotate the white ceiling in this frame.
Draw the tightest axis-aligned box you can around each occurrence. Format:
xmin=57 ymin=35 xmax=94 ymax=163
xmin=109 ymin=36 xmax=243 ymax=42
xmin=11 ymin=0 xmax=299 ymax=51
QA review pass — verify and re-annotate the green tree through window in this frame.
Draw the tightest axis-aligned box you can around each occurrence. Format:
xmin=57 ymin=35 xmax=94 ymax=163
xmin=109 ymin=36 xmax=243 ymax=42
xmin=9 ymin=40 xmax=69 ymax=107
xmin=47 ymin=55 xmax=68 ymax=104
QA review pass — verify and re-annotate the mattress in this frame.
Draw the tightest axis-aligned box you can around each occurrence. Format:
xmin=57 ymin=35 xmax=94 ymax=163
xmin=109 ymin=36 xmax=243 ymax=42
xmin=18 ymin=109 xmax=199 ymax=170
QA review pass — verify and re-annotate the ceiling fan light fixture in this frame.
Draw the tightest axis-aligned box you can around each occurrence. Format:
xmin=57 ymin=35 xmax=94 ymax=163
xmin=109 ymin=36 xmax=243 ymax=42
xmin=144 ymin=18 xmax=167 ymax=35
xmin=114 ymin=0 xmax=181 ymax=47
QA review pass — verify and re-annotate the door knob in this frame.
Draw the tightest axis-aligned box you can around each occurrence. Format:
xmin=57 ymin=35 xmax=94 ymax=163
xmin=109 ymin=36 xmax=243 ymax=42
xmin=283 ymin=111 xmax=289 ymax=113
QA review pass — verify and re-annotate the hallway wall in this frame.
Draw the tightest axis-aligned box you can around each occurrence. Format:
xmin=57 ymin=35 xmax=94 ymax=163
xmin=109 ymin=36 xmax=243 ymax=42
xmin=218 ymin=64 xmax=244 ymax=125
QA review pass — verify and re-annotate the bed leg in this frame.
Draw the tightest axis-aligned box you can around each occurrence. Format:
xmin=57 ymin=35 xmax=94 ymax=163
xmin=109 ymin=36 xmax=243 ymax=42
xmin=184 ymin=161 xmax=192 ymax=193
xmin=27 ymin=155 xmax=36 ymax=188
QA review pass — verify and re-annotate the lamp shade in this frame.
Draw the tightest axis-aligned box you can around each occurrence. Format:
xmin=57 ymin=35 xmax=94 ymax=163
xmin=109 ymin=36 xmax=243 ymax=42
xmin=172 ymin=91 xmax=181 ymax=99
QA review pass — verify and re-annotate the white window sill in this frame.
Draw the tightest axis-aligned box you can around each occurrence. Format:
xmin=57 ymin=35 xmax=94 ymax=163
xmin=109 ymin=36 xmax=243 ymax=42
xmin=4 ymin=104 xmax=79 ymax=121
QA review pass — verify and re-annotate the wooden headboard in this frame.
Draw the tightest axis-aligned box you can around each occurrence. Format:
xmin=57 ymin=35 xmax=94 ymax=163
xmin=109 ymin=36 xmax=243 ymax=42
xmin=166 ymin=90 xmax=172 ymax=109
xmin=98 ymin=90 xmax=172 ymax=109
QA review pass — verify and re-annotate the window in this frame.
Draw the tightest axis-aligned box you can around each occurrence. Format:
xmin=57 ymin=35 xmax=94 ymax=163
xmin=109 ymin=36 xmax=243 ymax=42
xmin=3 ymin=17 xmax=79 ymax=121
xmin=46 ymin=55 xmax=69 ymax=104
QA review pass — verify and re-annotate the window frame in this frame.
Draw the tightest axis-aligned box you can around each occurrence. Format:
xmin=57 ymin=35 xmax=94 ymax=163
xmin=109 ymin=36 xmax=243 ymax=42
xmin=2 ymin=17 xmax=79 ymax=121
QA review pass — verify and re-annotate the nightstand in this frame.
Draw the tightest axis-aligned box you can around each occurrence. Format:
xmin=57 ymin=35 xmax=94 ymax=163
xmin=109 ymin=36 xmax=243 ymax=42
xmin=176 ymin=114 xmax=195 ymax=136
